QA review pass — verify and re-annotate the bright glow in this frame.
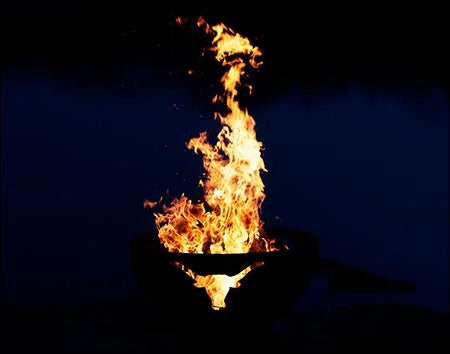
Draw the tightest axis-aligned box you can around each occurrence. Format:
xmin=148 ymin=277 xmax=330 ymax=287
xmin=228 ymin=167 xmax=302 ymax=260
xmin=148 ymin=17 xmax=279 ymax=309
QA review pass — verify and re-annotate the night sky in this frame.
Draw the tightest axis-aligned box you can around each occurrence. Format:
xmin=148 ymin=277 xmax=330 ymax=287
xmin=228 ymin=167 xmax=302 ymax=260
xmin=1 ymin=3 xmax=448 ymax=315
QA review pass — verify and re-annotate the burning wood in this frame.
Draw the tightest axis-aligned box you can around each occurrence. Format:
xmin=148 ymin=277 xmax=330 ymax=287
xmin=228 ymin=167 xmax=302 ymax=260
xmin=146 ymin=17 xmax=280 ymax=310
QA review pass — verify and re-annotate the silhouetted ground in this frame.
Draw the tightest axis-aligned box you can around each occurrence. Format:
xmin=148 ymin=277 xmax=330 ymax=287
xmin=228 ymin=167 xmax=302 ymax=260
xmin=1 ymin=298 xmax=448 ymax=353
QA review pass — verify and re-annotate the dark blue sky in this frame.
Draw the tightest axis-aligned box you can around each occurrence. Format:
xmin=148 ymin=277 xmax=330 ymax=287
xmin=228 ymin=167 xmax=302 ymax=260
xmin=1 ymin=70 xmax=448 ymax=312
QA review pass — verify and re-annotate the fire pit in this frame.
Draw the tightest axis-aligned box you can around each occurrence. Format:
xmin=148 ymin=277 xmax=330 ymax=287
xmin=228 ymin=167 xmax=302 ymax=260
xmin=131 ymin=227 xmax=318 ymax=313
xmin=130 ymin=227 xmax=318 ymax=348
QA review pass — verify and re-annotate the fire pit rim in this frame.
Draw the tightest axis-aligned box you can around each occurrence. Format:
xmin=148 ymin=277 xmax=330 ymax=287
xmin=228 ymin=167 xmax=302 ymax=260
xmin=133 ymin=227 xmax=318 ymax=276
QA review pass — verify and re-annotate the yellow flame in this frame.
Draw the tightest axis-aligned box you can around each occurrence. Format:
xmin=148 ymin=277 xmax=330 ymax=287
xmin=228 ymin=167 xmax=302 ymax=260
xmin=173 ymin=261 xmax=264 ymax=310
xmin=151 ymin=17 xmax=278 ymax=309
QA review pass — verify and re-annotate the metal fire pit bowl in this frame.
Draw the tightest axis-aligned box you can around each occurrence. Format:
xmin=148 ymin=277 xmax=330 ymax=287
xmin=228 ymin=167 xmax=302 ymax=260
xmin=130 ymin=228 xmax=319 ymax=330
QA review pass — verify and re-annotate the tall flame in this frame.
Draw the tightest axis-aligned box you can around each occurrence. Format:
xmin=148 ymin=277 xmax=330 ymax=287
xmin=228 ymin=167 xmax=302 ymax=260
xmin=149 ymin=17 xmax=278 ymax=309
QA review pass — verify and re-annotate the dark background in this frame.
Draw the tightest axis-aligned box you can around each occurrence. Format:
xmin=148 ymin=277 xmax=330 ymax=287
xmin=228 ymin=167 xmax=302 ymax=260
xmin=1 ymin=0 xmax=448 ymax=342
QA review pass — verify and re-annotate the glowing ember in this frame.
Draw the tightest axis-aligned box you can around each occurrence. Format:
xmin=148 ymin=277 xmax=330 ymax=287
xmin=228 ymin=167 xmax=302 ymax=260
xmin=147 ymin=17 xmax=279 ymax=310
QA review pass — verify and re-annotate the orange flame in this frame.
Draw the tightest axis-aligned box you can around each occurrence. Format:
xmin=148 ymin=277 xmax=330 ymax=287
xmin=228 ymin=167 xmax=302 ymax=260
xmin=144 ymin=196 xmax=162 ymax=209
xmin=151 ymin=17 xmax=278 ymax=309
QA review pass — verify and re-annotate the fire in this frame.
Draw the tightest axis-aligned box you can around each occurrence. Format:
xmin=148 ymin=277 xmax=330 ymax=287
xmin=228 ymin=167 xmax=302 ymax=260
xmin=149 ymin=17 xmax=279 ymax=309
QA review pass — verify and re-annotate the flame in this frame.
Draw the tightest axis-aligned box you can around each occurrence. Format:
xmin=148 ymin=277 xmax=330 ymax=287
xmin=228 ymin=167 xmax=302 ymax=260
xmin=151 ymin=17 xmax=279 ymax=309
xmin=173 ymin=261 xmax=264 ymax=310
xmin=144 ymin=196 xmax=163 ymax=209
